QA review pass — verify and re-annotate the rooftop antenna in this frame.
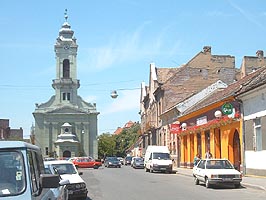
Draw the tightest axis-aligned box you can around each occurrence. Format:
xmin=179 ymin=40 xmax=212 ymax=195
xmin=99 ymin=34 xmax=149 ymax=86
xmin=64 ymin=9 xmax=68 ymax=22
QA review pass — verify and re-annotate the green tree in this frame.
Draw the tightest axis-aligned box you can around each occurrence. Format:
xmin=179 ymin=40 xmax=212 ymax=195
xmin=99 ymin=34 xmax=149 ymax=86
xmin=98 ymin=123 xmax=141 ymax=158
xmin=98 ymin=133 xmax=116 ymax=159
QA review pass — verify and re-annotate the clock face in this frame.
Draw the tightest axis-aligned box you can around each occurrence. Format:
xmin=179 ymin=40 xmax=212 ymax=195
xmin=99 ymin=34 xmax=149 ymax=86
xmin=63 ymin=45 xmax=70 ymax=50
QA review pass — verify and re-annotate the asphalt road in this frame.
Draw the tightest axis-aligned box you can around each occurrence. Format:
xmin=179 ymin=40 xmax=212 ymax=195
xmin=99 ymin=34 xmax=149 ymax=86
xmin=80 ymin=165 xmax=266 ymax=200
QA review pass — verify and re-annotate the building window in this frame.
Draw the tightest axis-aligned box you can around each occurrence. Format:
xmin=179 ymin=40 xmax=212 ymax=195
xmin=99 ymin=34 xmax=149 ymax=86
xmin=62 ymin=92 xmax=71 ymax=101
xmin=253 ymin=118 xmax=262 ymax=151
xmin=63 ymin=59 xmax=70 ymax=78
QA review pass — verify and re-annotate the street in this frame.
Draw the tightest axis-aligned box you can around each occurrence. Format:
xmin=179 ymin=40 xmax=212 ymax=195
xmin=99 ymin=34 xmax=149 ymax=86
xmin=79 ymin=166 xmax=266 ymax=200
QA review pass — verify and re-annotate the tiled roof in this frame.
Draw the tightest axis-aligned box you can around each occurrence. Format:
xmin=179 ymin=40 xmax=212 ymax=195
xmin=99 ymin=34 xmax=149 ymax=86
xmin=182 ymin=66 xmax=266 ymax=115
xmin=124 ymin=121 xmax=135 ymax=128
xmin=114 ymin=127 xmax=123 ymax=135
xmin=156 ymin=68 xmax=180 ymax=84
xmin=236 ymin=66 xmax=266 ymax=95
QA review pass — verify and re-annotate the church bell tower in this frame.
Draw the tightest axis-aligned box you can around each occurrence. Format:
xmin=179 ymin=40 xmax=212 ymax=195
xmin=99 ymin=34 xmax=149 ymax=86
xmin=52 ymin=9 xmax=80 ymax=105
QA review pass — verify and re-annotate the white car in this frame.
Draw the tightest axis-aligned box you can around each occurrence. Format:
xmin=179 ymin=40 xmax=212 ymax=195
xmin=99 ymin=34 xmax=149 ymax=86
xmin=44 ymin=160 xmax=88 ymax=200
xmin=193 ymin=158 xmax=242 ymax=188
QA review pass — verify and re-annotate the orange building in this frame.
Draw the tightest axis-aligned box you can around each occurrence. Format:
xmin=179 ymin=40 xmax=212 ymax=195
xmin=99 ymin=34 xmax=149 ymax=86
xmin=178 ymin=100 xmax=241 ymax=170
xmin=176 ymin=70 xmax=261 ymax=171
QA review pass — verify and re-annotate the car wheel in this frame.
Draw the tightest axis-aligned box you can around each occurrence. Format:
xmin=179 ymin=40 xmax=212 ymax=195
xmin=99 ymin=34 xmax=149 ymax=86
xmin=194 ymin=177 xmax=199 ymax=185
xmin=205 ymin=177 xmax=210 ymax=188
xmin=234 ymin=183 xmax=241 ymax=188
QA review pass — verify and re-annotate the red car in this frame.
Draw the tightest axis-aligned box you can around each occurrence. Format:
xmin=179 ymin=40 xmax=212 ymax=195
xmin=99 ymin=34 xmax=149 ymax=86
xmin=71 ymin=157 xmax=102 ymax=169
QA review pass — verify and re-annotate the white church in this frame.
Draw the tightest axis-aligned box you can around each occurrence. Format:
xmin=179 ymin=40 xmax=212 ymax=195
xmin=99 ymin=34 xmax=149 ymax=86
xmin=32 ymin=12 xmax=99 ymax=159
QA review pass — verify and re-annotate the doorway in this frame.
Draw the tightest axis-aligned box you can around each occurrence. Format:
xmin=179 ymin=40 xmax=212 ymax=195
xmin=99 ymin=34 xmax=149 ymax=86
xmin=63 ymin=150 xmax=71 ymax=158
xmin=233 ymin=130 xmax=241 ymax=171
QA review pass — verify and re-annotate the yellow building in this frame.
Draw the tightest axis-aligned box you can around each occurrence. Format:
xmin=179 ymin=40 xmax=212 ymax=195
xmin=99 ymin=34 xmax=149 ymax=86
xmin=178 ymin=100 xmax=241 ymax=170
xmin=176 ymin=71 xmax=261 ymax=171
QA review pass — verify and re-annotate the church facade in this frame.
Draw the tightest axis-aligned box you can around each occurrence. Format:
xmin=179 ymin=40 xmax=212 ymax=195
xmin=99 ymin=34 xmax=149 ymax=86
xmin=32 ymin=14 xmax=99 ymax=159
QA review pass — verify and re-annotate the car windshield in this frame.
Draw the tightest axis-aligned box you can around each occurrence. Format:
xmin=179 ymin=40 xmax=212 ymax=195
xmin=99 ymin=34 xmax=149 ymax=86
xmin=108 ymin=157 xmax=118 ymax=161
xmin=206 ymin=160 xmax=234 ymax=169
xmin=135 ymin=158 xmax=144 ymax=162
xmin=153 ymin=153 xmax=170 ymax=160
xmin=51 ymin=163 xmax=77 ymax=175
xmin=125 ymin=157 xmax=132 ymax=161
xmin=0 ymin=150 xmax=26 ymax=197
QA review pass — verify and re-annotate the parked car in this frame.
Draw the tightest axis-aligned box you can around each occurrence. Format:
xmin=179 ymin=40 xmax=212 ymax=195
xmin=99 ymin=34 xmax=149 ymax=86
xmin=44 ymin=160 xmax=88 ymax=200
xmin=132 ymin=157 xmax=144 ymax=169
xmin=117 ymin=157 xmax=124 ymax=165
xmin=193 ymin=158 xmax=242 ymax=188
xmin=44 ymin=165 xmax=69 ymax=200
xmin=144 ymin=145 xmax=173 ymax=173
xmin=104 ymin=157 xmax=121 ymax=168
xmin=124 ymin=156 xmax=133 ymax=166
xmin=70 ymin=157 xmax=102 ymax=169
xmin=0 ymin=141 xmax=64 ymax=200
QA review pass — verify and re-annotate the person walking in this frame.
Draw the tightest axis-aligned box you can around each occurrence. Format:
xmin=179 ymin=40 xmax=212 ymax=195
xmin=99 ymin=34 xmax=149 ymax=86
xmin=205 ymin=149 xmax=212 ymax=159
xmin=193 ymin=153 xmax=201 ymax=166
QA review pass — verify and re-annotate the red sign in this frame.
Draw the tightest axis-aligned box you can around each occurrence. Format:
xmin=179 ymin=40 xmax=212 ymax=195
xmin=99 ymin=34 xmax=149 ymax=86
xmin=170 ymin=124 xmax=180 ymax=134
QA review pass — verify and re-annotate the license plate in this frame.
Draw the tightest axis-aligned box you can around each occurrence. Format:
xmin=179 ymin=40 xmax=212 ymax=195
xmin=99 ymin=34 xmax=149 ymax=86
xmin=223 ymin=178 xmax=232 ymax=181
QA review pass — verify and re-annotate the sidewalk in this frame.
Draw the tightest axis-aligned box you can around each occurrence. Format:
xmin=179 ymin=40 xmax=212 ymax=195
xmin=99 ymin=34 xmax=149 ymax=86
xmin=174 ymin=167 xmax=266 ymax=191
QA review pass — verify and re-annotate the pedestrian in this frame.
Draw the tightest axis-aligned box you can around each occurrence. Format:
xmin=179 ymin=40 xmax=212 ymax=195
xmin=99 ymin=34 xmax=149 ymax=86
xmin=193 ymin=153 xmax=201 ymax=166
xmin=205 ymin=149 xmax=212 ymax=159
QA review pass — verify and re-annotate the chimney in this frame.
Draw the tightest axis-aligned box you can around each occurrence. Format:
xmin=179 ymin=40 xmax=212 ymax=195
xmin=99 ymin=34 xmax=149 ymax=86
xmin=256 ymin=50 xmax=264 ymax=58
xmin=203 ymin=46 xmax=211 ymax=54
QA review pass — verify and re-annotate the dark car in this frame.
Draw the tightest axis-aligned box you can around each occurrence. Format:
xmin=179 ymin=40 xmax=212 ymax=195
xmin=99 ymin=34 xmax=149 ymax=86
xmin=124 ymin=156 xmax=133 ymax=166
xmin=132 ymin=157 xmax=144 ymax=169
xmin=104 ymin=157 xmax=121 ymax=168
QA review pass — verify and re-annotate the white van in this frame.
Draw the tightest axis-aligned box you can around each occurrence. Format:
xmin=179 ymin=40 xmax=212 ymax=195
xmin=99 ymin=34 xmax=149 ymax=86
xmin=0 ymin=141 xmax=66 ymax=199
xmin=144 ymin=145 xmax=173 ymax=173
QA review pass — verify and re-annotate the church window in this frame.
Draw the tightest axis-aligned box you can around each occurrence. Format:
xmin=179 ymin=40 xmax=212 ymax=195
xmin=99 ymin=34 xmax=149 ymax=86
xmin=45 ymin=147 xmax=48 ymax=155
xmin=63 ymin=59 xmax=70 ymax=78
xmin=63 ymin=92 xmax=71 ymax=101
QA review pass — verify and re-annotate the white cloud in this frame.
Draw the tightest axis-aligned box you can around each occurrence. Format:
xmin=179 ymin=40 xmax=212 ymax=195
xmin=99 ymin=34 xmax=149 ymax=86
xmin=102 ymin=89 xmax=140 ymax=115
xmin=79 ymin=21 xmax=182 ymax=72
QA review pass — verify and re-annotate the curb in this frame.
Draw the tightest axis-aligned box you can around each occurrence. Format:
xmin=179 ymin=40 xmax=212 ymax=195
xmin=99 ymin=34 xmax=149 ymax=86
xmin=241 ymin=183 xmax=266 ymax=191
xmin=176 ymin=170 xmax=266 ymax=191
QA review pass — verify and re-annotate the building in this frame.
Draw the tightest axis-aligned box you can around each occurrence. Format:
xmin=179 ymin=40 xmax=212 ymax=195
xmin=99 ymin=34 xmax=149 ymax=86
xmin=236 ymin=65 xmax=266 ymax=176
xmin=0 ymin=119 xmax=23 ymax=140
xmin=113 ymin=121 xmax=136 ymax=135
xmin=140 ymin=46 xmax=239 ymax=165
xmin=32 ymin=13 xmax=99 ymax=159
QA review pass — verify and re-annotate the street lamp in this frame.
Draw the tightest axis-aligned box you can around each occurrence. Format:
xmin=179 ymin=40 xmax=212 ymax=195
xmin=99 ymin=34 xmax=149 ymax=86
xmin=110 ymin=90 xmax=118 ymax=98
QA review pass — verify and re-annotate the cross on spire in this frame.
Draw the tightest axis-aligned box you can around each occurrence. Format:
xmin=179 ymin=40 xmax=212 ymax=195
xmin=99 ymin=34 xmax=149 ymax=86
xmin=64 ymin=9 xmax=68 ymax=22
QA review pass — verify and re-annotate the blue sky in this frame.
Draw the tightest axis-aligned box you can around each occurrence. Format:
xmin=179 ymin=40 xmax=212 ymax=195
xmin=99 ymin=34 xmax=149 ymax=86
xmin=1 ymin=0 xmax=266 ymax=138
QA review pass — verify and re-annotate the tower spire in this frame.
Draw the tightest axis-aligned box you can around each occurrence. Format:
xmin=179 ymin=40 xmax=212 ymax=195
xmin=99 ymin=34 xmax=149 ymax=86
xmin=64 ymin=9 xmax=68 ymax=22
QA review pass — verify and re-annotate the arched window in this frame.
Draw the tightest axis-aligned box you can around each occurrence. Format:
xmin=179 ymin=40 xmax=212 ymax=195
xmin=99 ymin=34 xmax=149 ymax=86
xmin=63 ymin=59 xmax=70 ymax=78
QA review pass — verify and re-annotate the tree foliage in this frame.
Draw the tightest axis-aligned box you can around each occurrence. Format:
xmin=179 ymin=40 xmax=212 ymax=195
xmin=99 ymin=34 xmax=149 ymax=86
xmin=98 ymin=123 xmax=140 ymax=159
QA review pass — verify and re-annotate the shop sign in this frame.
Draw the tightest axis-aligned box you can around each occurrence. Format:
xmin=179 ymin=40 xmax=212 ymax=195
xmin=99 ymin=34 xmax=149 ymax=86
xmin=222 ymin=102 xmax=233 ymax=115
xmin=196 ymin=116 xmax=207 ymax=125
xmin=170 ymin=124 xmax=180 ymax=134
